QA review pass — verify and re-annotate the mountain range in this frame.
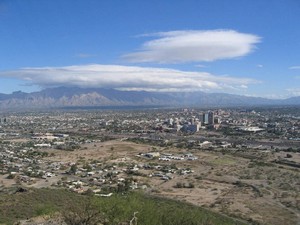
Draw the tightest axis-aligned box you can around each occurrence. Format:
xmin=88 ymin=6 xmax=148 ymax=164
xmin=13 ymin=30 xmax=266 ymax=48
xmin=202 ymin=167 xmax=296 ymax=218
xmin=0 ymin=87 xmax=299 ymax=110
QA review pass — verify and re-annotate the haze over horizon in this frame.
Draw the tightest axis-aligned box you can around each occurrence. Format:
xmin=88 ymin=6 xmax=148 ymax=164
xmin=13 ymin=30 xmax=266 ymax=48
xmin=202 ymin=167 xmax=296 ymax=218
xmin=0 ymin=1 xmax=300 ymax=99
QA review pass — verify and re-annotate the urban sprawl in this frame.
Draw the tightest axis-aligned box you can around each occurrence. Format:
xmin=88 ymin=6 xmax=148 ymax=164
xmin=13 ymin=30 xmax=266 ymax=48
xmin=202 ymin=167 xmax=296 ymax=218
xmin=0 ymin=107 xmax=299 ymax=224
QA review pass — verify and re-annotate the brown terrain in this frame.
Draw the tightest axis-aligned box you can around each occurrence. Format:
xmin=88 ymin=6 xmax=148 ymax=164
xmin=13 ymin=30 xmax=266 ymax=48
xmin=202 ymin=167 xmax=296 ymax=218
xmin=14 ymin=140 xmax=297 ymax=225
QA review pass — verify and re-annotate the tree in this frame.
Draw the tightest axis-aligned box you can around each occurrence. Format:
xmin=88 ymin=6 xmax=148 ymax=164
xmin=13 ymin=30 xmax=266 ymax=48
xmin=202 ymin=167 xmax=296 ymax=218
xmin=63 ymin=198 xmax=105 ymax=225
xmin=69 ymin=164 xmax=77 ymax=175
xmin=83 ymin=163 xmax=92 ymax=172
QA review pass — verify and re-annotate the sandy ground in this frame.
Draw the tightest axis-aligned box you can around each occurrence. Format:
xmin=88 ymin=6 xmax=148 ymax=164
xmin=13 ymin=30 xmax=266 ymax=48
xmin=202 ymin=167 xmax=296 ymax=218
xmin=0 ymin=174 xmax=16 ymax=187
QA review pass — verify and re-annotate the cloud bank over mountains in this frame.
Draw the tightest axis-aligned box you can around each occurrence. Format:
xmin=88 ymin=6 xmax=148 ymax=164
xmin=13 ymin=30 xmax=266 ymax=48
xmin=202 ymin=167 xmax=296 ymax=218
xmin=123 ymin=30 xmax=260 ymax=63
xmin=0 ymin=64 xmax=258 ymax=92
xmin=0 ymin=29 xmax=262 ymax=93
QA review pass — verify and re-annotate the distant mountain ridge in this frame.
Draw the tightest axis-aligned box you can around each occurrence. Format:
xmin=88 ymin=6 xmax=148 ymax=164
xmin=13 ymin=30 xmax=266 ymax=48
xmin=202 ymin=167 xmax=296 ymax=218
xmin=0 ymin=87 xmax=299 ymax=110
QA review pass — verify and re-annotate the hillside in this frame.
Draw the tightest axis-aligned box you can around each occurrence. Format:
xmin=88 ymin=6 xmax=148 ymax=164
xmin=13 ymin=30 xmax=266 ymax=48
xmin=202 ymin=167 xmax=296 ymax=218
xmin=0 ymin=188 xmax=247 ymax=225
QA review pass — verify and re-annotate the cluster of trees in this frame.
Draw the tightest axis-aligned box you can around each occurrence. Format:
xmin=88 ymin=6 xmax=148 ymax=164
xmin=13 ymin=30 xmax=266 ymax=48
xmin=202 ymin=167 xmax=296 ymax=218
xmin=174 ymin=182 xmax=195 ymax=188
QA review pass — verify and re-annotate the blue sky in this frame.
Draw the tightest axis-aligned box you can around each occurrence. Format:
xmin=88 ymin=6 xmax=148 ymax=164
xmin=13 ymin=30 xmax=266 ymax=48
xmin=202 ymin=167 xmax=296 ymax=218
xmin=0 ymin=0 xmax=299 ymax=98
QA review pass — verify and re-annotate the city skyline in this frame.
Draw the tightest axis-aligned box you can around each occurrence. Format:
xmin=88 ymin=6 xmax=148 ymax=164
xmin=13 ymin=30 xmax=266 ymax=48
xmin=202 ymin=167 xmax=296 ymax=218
xmin=0 ymin=0 xmax=299 ymax=99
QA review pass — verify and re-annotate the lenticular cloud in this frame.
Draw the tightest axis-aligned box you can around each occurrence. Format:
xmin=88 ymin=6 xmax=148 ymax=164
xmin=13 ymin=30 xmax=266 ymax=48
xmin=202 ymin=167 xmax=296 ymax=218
xmin=0 ymin=64 xmax=258 ymax=92
xmin=123 ymin=30 xmax=261 ymax=63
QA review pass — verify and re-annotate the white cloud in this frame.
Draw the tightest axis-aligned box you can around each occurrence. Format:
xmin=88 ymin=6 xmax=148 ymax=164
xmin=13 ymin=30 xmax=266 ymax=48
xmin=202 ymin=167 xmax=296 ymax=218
xmin=0 ymin=64 xmax=259 ymax=92
xmin=123 ymin=30 xmax=261 ymax=63
xmin=289 ymin=66 xmax=300 ymax=69
xmin=286 ymin=88 xmax=300 ymax=97
xmin=256 ymin=64 xmax=263 ymax=68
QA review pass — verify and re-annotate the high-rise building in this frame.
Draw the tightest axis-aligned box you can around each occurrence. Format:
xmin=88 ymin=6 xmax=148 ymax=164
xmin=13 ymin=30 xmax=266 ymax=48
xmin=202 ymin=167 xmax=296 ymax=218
xmin=202 ymin=111 xmax=214 ymax=125
xmin=208 ymin=111 xmax=214 ymax=125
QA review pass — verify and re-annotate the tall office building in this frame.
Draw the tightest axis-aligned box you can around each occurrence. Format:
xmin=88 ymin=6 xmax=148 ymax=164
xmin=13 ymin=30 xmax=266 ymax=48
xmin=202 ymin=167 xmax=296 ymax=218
xmin=203 ymin=113 xmax=209 ymax=124
xmin=202 ymin=111 xmax=214 ymax=125
xmin=208 ymin=111 xmax=214 ymax=125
